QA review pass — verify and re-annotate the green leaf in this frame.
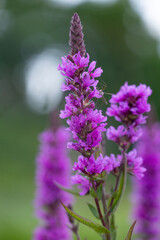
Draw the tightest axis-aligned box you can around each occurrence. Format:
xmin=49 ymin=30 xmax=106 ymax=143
xmin=125 ymin=220 xmax=136 ymax=240
xmin=97 ymin=184 xmax=103 ymax=200
xmin=61 ymin=202 xmax=110 ymax=234
xmin=90 ymin=187 xmax=97 ymax=198
xmin=87 ymin=203 xmax=100 ymax=219
xmin=54 ymin=182 xmax=80 ymax=196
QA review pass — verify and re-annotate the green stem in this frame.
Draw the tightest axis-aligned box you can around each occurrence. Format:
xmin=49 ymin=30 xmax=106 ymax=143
xmin=110 ymin=214 xmax=116 ymax=240
xmin=102 ymin=184 xmax=111 ymax=240
xmin=102 ymin=184 xmax=109 ymax=227
xmin=91 ymin=179 xmax=110 ymax=240
xmin=107 ymin=149 xmax=127 ymax=217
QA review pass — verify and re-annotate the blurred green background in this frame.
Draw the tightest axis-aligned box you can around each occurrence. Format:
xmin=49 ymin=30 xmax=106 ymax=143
xmin=1 ymin=0 xmax=160 ymax=239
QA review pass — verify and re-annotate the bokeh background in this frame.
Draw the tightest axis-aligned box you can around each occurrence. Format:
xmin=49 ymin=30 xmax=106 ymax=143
xmin=1 ymin=0 xmax=160 ymax=239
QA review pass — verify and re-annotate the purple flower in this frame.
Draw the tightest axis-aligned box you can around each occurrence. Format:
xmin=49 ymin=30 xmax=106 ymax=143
xmin=73 ymin=153 xmax=120 ymax=175
xmin=58 ymin=52 xmax=107 ymax=157
xmin=107 ymin=125 xmax=142 ymax=147
xmin=58 ymin=13 xmax=109 ymax=195
xmin=33 ymin=127 xmax=73 ymax=240
xmin=101 ymin=150 xmax=145 ymax=180
xmin=58 ymin=50 xmax=108 ymax=194
xmin=107 ymin=82 xmax=152 ymax=126
xmin=131 ymin=123 xmax=160 ymax=239
xmin=71 ymin=174 xmax=91 ymax=196
xmin=106 ymin=83 xmax=152 ymax=148
xmin=126 ymin=149 xmax=146 ymax=179
xmin=106 ymin=82 xmax=152 ymax=181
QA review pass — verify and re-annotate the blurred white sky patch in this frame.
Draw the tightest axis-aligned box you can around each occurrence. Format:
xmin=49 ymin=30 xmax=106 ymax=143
xmin=25 ymin=49 xmax=64 ymax=114
xmin=130 ymin=0 xmax=160 ymax=41
xmin=51 ymin=0 xmax=118 ymax=7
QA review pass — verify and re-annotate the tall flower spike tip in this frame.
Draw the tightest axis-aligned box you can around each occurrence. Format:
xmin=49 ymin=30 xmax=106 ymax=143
xmin=69 ymin=12 xmax=86 ymax=56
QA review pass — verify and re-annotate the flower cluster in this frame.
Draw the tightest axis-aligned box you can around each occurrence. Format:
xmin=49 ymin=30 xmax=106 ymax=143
xmin=73 ymin=153 xmax=120 ymax=176
xmin=131 ymin=123 xmax=160 ymax=239
xmin=107 ymin=82 xmax=151 ymax=126
xmin=58 ymin=12 xmax=110 ymax=196
xmin=33 ymin=127 xmax=72 ymax=240
xmin=72 ymin=153 xmax=121 ymax=195
xmin=58 ymin=51 xmax=108 ymax=194
xmin=58 ymin=52 xmax=107 ymax=155
xmin=106 ymin=82 xmax=152 ymax=179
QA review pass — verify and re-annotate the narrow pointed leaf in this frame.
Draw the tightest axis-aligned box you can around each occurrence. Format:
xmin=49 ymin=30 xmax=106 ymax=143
xmin=87 ymin=203 xmax=100 ymax=219
xmin=125 ymin=220 xmax=136 ymax=240
xmin=54 ymin=182 xmax=80 ymax=196
xmin=61 ymin=202 xmax=110 ymax=234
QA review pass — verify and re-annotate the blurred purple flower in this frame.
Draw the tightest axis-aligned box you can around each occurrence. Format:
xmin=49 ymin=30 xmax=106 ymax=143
xmin=33 ymin=127 xmax=73 ymax=240
xmin=131 ymin=123 xmax=160 ymax=239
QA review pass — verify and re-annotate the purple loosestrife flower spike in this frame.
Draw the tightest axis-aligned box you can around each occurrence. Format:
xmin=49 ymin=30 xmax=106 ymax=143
xmin=106 ymin=82 xmax=152 ymax=179
xmin=58 ymin=13 xmax=108 ymax=194
xmin=33 ymin=127 xmax=73 ymax=240
xmin=131 ymin=123 xmax=160 ymax=239
xmin=69 ymin=12 xmax=86 ymax=56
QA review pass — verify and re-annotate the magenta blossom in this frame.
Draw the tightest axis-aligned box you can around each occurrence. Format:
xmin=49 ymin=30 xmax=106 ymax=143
xmin=58 ymin=50 xmax=107 ymax=193
xmin=107 ymin=125 xmax=142 ymax=148
xmin=73 ymin=153 xmax=120 ymax=175
xmin=106 ymin=83 xmax=152 ymax=148
xmin=106 ymin=82 xmax=151 ymax=182
xmin=58 ymin=52 xmax=107 ymax=157
xmin=107 ymin=82 xmax=152 ymax=126
xmin=33 ymin=127 xmax=73 ymax=240
xmin=71 ymin=174 xmax=91 ymax=196
xmin=131 ymin=123 xmax=160 ymax=239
